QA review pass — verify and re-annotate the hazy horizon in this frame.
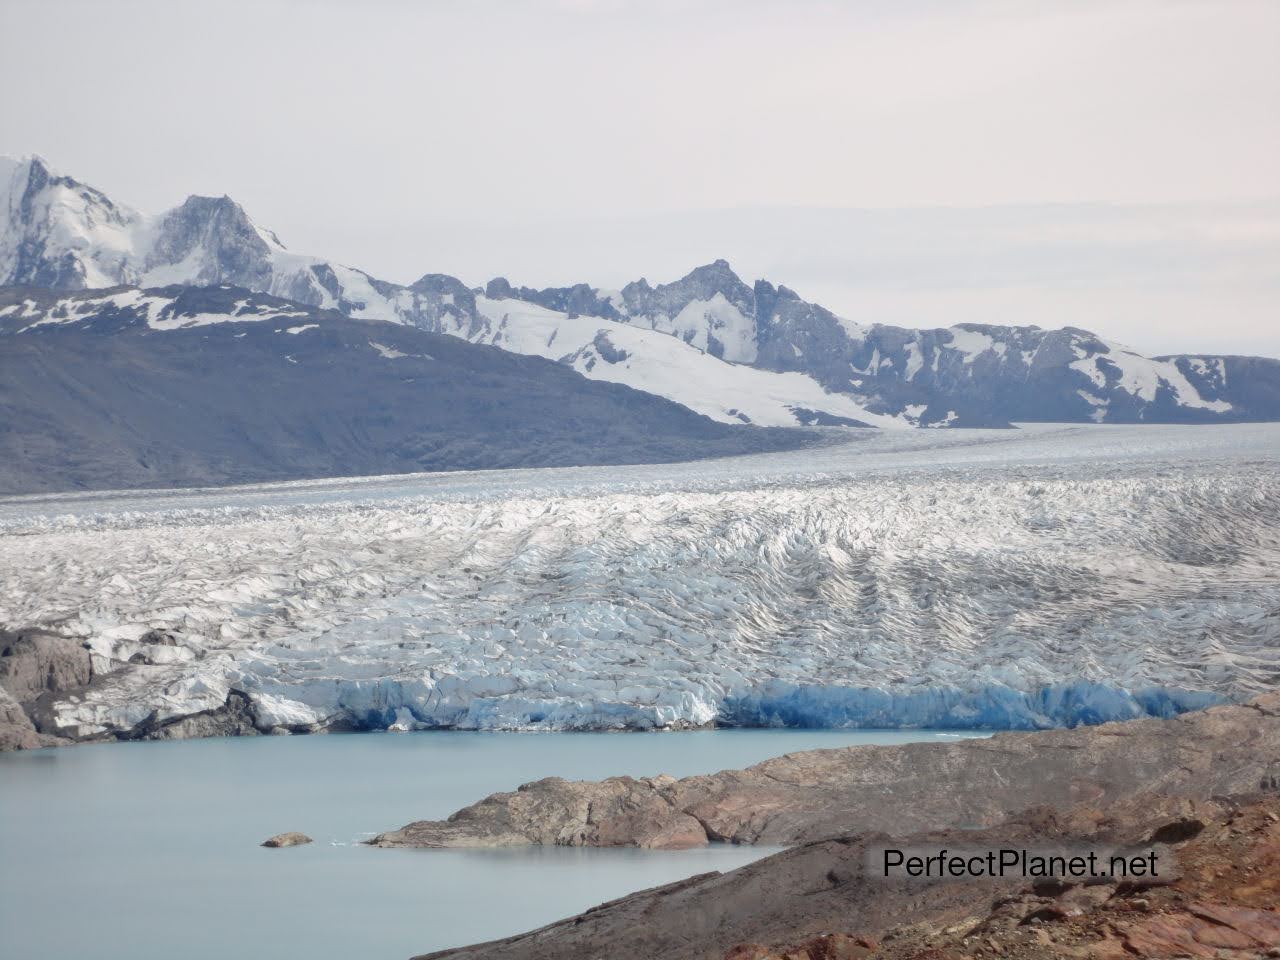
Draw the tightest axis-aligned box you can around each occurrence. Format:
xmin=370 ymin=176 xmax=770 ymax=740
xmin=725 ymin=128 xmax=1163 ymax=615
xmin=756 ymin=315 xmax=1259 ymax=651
xmin=2 ymin=0 xmax=1277 ymax=358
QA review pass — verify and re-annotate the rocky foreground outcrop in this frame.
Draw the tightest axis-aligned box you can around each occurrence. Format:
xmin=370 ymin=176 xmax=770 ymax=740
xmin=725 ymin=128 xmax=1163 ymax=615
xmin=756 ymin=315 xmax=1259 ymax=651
xmin=372 ymin=693 xmax=1280 ymax=850
xmin=414 ymin=793 xmax=1280 ymax=960
xmin=719 ymin=795 xmax=1280 ymax=960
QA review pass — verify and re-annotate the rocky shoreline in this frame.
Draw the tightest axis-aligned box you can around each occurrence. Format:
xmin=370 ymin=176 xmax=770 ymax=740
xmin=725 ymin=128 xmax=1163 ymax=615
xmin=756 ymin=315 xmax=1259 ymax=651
xmin=391 ymin=696 xmax=1280 ymax=959
xmin=370 ymin=694 xmax=1280 ymax=850
xmin=414 ymin=792 xmax=1280 ymax=960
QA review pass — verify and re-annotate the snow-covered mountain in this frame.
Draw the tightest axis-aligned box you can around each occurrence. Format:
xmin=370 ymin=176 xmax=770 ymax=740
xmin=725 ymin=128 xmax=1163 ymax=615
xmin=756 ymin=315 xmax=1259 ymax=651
xmin=4 ymin=154 xmax=1278 ymax=428
xmin=482 ymin=262 xmax=1277 ymax=427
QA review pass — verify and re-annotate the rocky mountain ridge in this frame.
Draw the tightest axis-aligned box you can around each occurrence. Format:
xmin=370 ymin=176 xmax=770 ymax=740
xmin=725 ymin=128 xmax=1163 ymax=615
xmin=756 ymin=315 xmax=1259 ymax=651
xmin=5 ymin=154 xmax=1277 ymax=428
xmin=485 ymin=259 xmax=1279 ymax=427
xmin=0 ymin=283 xmax=804 ymax=495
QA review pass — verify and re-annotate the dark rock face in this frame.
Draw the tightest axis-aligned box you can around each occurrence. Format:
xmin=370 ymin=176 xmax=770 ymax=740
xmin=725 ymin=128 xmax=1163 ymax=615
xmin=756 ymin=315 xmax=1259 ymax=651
xmin=0 ymin=630 xmax=93 ymax=703
xmin=279 ymin=267 xmax=490 ymax=341
xmin=404 ymin=273 xmax=490 ymax=337
xmin=1148 ymin=817 xmax=1207 ymax=844
xmin=0 ymin=687 xmax=42 ymax=751
xmin=145 ymin=195 xmax=275 ymax=290
xmin=127 ymin=691 xmax=261 ymax=742
xmin=371 ymin=693 xmax=1280 ymax=850
xmin=497 ymin=261 xmax=1280 ymax=426
xmin=0 ymin=285 xmax=809 ymax=494
xmin=0 ymin=629 xmax=94 ymax=750
xmin=589 ymin=330 xmax=629 ymax=364
xmin=486 ymin=277 xmax=621 ymax=320
xmin=620 ymin=259 xmax=756 ymax=326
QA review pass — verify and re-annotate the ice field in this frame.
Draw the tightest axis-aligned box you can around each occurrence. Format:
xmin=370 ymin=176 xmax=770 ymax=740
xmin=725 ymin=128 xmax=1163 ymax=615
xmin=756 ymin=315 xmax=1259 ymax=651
xmin=2 ymin=423 xmax=1278 ymax=737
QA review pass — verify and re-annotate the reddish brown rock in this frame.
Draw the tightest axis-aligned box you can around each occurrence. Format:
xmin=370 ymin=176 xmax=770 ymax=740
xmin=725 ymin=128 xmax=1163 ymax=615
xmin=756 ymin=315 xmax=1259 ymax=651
xmin=376 ymin=694 xmax=1280 ymax=850
xmin=1186 ymin=902 xmax=1280 ymax=944
xmin=1117 ymin=914 xmax=1245 ymax=956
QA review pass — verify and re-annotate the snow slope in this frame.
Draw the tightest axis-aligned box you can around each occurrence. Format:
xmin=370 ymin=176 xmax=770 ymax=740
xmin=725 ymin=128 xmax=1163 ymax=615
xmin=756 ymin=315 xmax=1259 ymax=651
xmin=473 ymin=296 xmax=902 ymax=428
xmin=3 ymin=424 xmax=1277 ymax=739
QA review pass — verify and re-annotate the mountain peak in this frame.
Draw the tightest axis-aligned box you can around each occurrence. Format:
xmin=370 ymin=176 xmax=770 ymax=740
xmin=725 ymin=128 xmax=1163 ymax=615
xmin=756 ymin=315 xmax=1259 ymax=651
xmin=661 ymin=259 xmax=754 ymax=316
xmin=175 ymin=193 xmax=248 ymax=216
xmin=144 ymin=193 xmax=277 ymax=288
xmin=2 ymin=154 xmax=56 ymax=199
xmin=485 ymin=277 xmax=515 ymax=299
xmin=163 ymin=194 xmax=285 ymax=251
xmin=1 ymin=153 xmax=52 ymax=178
xmin=681 ymin=258 xmax=741 ymax=283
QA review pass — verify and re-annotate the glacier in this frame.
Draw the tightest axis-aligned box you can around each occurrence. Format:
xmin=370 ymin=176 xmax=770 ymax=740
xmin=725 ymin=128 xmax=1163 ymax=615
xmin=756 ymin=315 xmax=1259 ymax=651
xmin=1 ymin=423 xmax=1277 ymax=739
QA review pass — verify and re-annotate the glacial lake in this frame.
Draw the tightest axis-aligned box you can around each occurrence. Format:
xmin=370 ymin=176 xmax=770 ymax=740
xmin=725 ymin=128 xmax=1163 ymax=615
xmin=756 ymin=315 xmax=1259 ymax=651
xmin=0 ymin=728 xmax=987 ymax=959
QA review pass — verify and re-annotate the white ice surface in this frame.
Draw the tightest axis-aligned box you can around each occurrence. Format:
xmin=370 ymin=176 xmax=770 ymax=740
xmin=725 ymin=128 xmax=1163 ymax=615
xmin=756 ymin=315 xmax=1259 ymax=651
xmin=474 ymin=296 xmax=903 ymax=428
xmin=2 ymin=424 xmax=1277 ymax=737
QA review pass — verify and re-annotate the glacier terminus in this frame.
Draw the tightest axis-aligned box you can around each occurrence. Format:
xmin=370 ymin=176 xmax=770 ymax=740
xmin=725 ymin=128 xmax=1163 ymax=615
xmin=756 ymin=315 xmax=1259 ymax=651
xmin=3 ymin=423 xmax=1276 ymax=742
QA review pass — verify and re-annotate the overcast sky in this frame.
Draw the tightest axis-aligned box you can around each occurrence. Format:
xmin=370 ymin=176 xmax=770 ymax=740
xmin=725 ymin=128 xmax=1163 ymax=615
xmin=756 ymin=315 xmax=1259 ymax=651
xmin=2 ymin=0 xmax=1277 ymax=356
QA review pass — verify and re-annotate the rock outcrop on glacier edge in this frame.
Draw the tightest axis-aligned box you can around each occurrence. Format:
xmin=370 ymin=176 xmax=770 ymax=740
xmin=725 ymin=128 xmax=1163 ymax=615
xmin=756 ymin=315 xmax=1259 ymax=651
xmin=371 ymin=693 xmax=1280 ymax=849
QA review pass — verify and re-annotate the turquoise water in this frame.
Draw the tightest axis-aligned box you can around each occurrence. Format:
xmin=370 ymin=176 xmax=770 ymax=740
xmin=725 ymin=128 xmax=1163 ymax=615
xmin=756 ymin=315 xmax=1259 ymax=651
xmin=0 ymin=729 xmax=985 ymax=959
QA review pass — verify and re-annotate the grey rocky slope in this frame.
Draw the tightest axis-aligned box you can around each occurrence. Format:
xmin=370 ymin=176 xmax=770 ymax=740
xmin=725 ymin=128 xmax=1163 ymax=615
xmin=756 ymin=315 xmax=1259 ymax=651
xmin=0 ymin=284 xmax=805 ymax=495
xmin=5 ymin=154 xmax=1277 ymax=429
xmin=371 ymin=693 xmax=1280 ymax=850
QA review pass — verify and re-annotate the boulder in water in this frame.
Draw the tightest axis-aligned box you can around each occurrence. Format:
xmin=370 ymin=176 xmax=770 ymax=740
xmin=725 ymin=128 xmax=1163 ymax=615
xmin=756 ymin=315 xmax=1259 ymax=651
xmin=261 ymin=832 xmax=312 ymax=848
